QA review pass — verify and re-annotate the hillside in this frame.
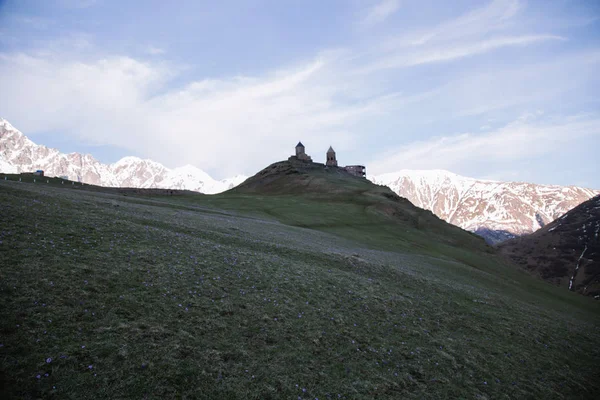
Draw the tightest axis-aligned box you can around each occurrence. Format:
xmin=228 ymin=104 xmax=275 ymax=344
xmin=0 ymin=119 xmax=246 ymax=193
xmin=2 ymin=163 xmax=599 ymax=399
xmin=370 ymin=170 xmax=599 ymax=244
xmin=499 ymin=195 xmax=600 ymax=297
xmin=230 ymin=160 xmax=490 ymax=254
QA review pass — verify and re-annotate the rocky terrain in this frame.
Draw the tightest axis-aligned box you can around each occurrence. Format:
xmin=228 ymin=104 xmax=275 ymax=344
xmin=370 ymin=170 xmax=599 ymax=243
xmin=499 ymin=195 xmax=600 ymax=297
xmin=0 ymin=119 xmax=246 ymax=194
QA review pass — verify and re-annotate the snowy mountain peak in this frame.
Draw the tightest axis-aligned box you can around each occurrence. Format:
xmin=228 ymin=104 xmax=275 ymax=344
xmin=0 ymin=117 xmax=16 ymax=129
xmin=113 ymin=156 xmax=144 ymax=164
xmin=0 ymin=119 xmax=246 ymax=194
xmin=370 ymin=171 xmax=599 ymax=243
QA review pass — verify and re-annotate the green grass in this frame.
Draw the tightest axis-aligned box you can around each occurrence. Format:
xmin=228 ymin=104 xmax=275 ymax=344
xmin=0 ymin=177 xmax=599 ymax=399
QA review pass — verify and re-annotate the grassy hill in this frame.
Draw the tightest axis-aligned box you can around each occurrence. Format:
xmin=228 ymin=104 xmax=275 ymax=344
xmin=1 ymin=166 xmax=599 ymax=399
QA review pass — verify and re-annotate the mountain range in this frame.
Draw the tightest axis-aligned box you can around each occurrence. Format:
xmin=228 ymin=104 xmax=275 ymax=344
xmin=1 ymin=118 xmax=598 ymax=242
xmin=0 ymin=119 xmax=246 ymax=194
xmin=370 ymin=170 xmax=599 ymax=244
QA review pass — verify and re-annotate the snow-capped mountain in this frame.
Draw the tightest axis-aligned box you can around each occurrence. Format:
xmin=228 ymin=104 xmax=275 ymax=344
xmin=0 ymin=118 xmax=246 ymax=194
xmin=370 ymin=170 xmax=599 ymax=244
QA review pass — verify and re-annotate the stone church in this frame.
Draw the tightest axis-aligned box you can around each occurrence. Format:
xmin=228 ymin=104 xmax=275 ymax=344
xmin=289 ymin=142 xmax=365 ymax=178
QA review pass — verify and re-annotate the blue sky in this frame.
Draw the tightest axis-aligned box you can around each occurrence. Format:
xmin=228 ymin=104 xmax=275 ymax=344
xmin=0 ymin=0 xmax=599 ymax=187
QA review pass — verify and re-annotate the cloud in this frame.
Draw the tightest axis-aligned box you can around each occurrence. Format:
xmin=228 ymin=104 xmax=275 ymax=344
xmin=367 ymin=113 xmax=600 ymax=175
xmin=145 ymin=46 xmax=166 ymax=56
xmin=14 ymin=15 xmax=55 ymax=30
xmin=0 ymin=51 xmax=387 ymax=177
xmin=58 ymin=0 xmax=98 ymax=8
xmin=350 ymin=0 xmax=565 ymax=73
xmin=360 ymin=0 xmax=401 ymax=26
xmin=360 ymin=34 xmax=564 ymax=72
xmin=386 ymin=0 xmax=523 ymax=47
xmin=0 ymin=0 xmax=596 ymax=184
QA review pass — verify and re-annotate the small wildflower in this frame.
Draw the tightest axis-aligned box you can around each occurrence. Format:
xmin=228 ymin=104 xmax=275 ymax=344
xmin=46 ymin=357 xmax=52 ymax=363
xmin=88 ymin=365 xmax=93 ymax=369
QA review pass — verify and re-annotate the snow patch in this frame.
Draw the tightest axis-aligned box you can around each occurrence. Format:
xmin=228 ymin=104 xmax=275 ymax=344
xmin=569 ymin=246 xmax=588 ymax=291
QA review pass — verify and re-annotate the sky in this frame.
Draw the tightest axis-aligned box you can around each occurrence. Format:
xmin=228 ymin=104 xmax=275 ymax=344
xmin=0 ymin=0 xmax=599 ymax=187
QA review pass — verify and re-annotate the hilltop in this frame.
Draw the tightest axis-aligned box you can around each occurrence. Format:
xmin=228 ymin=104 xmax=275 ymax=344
xmin=499 ymin=195 xmax=600 ymax=297
xmin=230 ymin=159 xmax=490 ymax=254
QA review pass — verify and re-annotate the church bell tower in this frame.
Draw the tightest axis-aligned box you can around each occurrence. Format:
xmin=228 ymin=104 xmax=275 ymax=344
xmin=326 ymin=146 xmax=338 ymax=167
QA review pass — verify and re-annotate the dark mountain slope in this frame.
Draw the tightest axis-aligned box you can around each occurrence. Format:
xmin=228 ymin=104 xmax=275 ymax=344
xmin=499 ymin=195 xmax=600 ymax=297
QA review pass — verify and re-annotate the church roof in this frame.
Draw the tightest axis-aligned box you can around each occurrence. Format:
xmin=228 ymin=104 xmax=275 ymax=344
xmin=296 ymin=141 xmax=305 ymax=148
xmin=327 ymin=146 xmax=335 ymax=153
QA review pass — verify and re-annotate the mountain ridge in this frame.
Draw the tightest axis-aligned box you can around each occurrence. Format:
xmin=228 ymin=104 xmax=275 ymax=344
xmin=0 ymin=118 xmax=246 ymax=194
xmin=370 ymin=169 xmax=599 ymax=243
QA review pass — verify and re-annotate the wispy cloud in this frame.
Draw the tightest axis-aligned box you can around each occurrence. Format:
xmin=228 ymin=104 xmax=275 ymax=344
xmin=14 ymin=15 xmax=55 ymax=30
xmin=351 ymin=0 xmax=563 ymax=73
xmin=58 ymin=0 xmax=99 ymax=9
xmin=0 ymin=52 xmax=385 ymax=176
xmin=360 ymin=34 xmax=564 ymax=72
xmin=386 ymin=0 xmax=523 ymax=48
xmin=145 ymin=45 xmax=166 ymax=56
xmin=360 ymin=0 xmax=401 ymax=26
xmin=368 ymin=113 xmax=600 ymax=175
